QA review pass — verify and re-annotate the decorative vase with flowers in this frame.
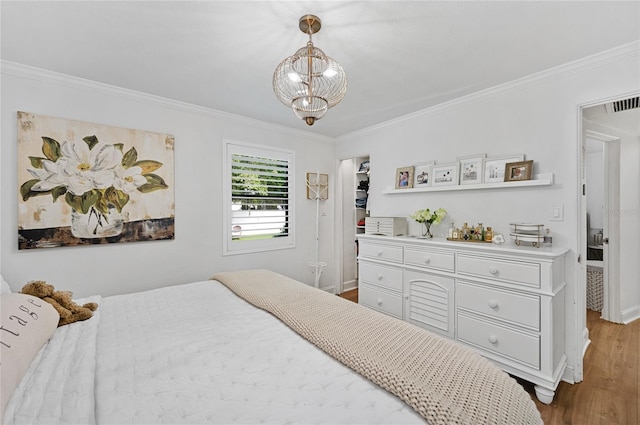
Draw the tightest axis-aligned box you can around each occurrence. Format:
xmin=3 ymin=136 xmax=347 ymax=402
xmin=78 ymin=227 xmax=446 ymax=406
xmin=410 ymin=208 xmax=447 ymax=238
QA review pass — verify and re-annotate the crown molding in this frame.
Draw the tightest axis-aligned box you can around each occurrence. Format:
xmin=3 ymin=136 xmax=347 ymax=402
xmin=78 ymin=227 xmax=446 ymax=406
xmin=337 ymin=40 xmax=640 ymax=141
xmin=0 ymin=60 xmax=335 ymax=144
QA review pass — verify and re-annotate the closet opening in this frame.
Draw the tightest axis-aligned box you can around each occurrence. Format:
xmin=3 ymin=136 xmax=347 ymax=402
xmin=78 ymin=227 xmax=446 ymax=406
xmin=338 ymin=155 xmax=369 ymax=297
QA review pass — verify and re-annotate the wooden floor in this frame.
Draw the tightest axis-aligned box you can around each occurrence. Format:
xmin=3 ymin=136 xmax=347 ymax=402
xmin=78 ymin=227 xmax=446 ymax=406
xmin=338 ymin=289 xmax=639 ymax=425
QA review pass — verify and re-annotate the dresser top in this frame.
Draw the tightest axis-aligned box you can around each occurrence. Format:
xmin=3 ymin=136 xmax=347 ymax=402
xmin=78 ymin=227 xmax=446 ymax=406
xmin=356 ymin=234 xmax=569 ymax=259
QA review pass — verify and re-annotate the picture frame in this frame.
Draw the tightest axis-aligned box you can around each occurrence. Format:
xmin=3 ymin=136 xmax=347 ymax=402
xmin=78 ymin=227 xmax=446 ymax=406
xmin=504 ymin=160 xmax=534 ymax=182
xmin=395 ymin=166 xmax=415 ymax=189
xmin=413 ymin=161 xmax=436 ymax=187
xmin=306 ymin=172 xmax=328 ymax=199
xmin=17 ymin=111 xmax=175 ymax=250
xmin=431 ymin=163 xmax=459 ymax=186
xmin=484 ymin=155 xmax=525 ymax=183
xmin=457 ymin=154 xmax=485 ymax=185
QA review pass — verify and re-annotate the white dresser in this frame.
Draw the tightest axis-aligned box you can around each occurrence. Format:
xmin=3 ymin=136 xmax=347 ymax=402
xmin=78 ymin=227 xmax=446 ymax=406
xmin=357 ymin=234 xmax=568 ymax=404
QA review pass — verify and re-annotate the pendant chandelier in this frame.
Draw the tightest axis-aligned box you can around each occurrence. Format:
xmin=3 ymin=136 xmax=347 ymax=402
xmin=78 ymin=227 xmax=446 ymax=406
xmin=273 ymin=15 xmax=347 ymax=126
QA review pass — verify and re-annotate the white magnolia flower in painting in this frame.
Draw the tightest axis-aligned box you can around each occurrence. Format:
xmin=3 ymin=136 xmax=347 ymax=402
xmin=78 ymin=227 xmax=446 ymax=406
xmin=27 ymin=158 xmax=69 ymax=192
xmin=59 ymin=140 xmax=121 ymax=195
xmin=21 ymin=134 xmax=167 ymax=218
xmin=113 ymin=165 xmax=147 ymax=194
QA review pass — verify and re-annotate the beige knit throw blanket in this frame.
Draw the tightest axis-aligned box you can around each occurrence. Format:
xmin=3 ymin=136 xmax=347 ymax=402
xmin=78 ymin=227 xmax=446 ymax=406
xmin=212 ymin=269 xmax=542 ymax=425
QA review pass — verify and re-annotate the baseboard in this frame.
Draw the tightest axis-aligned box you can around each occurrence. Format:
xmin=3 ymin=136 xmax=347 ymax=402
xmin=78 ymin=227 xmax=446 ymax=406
xmin=622 ymin=305 xmax=640 ymax=324
xmin=342 ymin=279 xmax=357 ymax=292
xmin=582 ymin=326 xmax=591 ymax=357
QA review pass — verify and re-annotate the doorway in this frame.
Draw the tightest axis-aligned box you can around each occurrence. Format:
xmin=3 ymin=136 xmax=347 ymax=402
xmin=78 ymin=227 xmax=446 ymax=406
xmin=337 ymin=155 xmax=370 ymax=295
xmin=579 ymin=94 xmax=640 ymax=330
xmin=584 ymin=130 xmax=620 ymax=323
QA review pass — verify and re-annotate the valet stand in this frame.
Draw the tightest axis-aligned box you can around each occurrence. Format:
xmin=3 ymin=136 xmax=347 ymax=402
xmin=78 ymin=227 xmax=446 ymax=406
xmin=305 ymin=171 xmax=328 ymax=288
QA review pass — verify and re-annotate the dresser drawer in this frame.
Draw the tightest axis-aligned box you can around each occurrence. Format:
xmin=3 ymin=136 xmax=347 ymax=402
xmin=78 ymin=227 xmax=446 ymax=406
xmin=457 ymin=254 xmax=540 ymax=288
xmin=404 ymin=248 xmax=454 ymax=272
xmin=457 ymin=313 xmax=540 ymax=369
xmin=457 ymin=281 xmax=540 ymax=330
xmin=359 ymin=262 xmax=403 ymax=291
xmin=359 ymin=284 xmax=403 ymax=318
xmin=359 ymin=243 xmax=403 ymax=263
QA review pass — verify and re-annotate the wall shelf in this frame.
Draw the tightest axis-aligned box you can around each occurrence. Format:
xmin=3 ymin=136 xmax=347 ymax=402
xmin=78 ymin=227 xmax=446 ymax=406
xmin=382 ymin=173 xmax=554 ymax=194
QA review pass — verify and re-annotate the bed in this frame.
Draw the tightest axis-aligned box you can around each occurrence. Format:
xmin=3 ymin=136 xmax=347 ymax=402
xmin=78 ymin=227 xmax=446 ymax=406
xmin=1 ymin=270 xmax=542 ymax=425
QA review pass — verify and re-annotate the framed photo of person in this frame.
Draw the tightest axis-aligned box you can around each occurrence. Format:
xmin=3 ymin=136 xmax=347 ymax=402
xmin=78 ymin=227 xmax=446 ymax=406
xmin=504 ymin=160 xmax=534 ymax=182
xmin=395 ymin=166 xmax=415 ymax=189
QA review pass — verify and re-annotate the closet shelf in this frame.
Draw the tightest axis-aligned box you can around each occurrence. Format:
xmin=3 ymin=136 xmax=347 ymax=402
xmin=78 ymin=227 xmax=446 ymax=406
xmin=382 ymin=173 xmax=554 ymax=194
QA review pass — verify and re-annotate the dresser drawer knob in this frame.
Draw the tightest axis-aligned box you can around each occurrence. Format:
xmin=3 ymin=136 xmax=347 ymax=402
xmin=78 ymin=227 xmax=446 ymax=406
xmin=488 ymin=300 xmax=498 ymax=309
xmin=488 ymin=335 xmax=498 ymax=344
xmin=377 ymin=250 xmax=383 ymax=257
xmin=489 ymin=266 xmax=499 ymax=275
xmin=376 ymin=298 xmax=383 ymax=306
xmin=377 ymin=273 xmax=383 ymax=281
xmin=423 ymin=257 xmax=431 ymax=264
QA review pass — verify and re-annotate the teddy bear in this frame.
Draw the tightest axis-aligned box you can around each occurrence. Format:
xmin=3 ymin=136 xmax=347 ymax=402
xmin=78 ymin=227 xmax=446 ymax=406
xmin=20 ymin=280 xmax=98 ymax=327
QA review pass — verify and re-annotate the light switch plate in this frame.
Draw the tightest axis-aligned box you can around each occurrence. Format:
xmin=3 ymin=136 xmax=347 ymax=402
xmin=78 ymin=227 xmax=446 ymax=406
xmin=550 ymin=205 xmax=564 ymax=221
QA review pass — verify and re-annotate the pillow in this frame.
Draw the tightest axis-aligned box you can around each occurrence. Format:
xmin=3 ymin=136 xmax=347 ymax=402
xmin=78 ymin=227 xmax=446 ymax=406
xmin=1 ymin=293 xmax=59 ymax=419
xmin=0 ymin=275 xmax=11 ymax=294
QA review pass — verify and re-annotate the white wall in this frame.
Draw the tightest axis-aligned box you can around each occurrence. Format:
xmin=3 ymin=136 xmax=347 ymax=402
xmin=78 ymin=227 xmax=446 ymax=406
xmin=1 ymin=63 xmax=336 ymax=297
xmin=335 ymin=42 xmax=640 ymax=383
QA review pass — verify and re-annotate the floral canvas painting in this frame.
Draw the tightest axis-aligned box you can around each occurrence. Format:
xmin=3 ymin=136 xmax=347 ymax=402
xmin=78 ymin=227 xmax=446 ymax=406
xmin=17 ymin=112 xmax=175 ymax=249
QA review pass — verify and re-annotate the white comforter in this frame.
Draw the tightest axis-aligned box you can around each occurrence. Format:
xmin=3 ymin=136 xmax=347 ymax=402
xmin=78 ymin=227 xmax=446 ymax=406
xmin=5 ymin=281 xmax=425 ymax=424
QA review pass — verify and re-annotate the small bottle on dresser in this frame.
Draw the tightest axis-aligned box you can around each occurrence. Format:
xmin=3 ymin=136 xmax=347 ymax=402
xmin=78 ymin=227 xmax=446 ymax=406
xmin=484 ymin=227 xmax=493 ymax=242
xmin=462 ymin=223 xmax=470 ymax=240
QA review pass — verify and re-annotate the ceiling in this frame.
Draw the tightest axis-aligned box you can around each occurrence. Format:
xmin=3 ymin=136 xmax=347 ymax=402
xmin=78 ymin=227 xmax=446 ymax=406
xmin=2 ymin=1 xmax=639 ymax=138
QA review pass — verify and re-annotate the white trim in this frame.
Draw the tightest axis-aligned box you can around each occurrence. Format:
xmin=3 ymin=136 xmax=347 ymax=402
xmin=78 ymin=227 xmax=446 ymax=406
xmin=336 ymin=41 xmax=640 ymax=141
xmin=0 ymin=60 xmax=335 ymax=144
xmin=583 ymin=130 xmax=623 ymax=324
xmin=334 ymin=158 xmax=346 ymax=295
xmin=582 ymin=327 xmax=591 ymax=358
xmin=222 ymin=139 xmax=296 ymax=256
xmin=574 ymin=107 xmax=587 ymax=384
xmin=622 ymin=306 xmax=640 ymax=325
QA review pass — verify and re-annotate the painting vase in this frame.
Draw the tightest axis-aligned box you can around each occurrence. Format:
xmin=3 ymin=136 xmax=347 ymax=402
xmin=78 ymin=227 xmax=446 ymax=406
xmin=71 ymin=207 xmax=125 ymax=238
xmin=422 ymin=222 xmax=433 ymax=238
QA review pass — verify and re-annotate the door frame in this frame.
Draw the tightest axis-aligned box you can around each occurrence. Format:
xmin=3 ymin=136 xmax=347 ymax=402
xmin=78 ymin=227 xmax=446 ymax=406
xmin=583 ymin=129 xmax=621 ymax=323
xmin=576 ymin=95 xmax=630 ymax=382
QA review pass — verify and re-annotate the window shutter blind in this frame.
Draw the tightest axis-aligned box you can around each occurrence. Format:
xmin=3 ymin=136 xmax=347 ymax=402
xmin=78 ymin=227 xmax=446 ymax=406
xmin=231 ymin=153 xmax=289 ymax=240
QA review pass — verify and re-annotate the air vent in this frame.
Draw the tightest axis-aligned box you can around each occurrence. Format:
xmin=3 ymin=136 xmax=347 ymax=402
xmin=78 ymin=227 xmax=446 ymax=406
xmin=605 ymin=96 xmax=640 ymax=113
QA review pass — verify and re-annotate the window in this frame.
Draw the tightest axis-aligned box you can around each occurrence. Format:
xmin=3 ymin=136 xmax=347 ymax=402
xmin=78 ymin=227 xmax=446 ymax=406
xmin=223 ymin=140 xmax=295 ymax=255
